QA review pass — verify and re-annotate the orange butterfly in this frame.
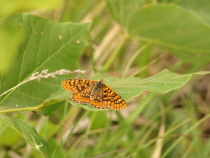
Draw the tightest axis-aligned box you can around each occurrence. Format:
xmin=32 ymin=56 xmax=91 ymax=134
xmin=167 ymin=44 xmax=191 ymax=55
xmin=62 ymin=79 xmax=126 ymax=110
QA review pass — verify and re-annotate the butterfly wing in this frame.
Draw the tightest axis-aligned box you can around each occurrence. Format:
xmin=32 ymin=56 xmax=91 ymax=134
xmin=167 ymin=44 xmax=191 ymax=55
xmin=101 ymin=84 xmax=126 ymax=111
xmin=62 ymin=79 xmax=96 ymax=94
xmin=72 ymin=84 xmax=95 ymax=104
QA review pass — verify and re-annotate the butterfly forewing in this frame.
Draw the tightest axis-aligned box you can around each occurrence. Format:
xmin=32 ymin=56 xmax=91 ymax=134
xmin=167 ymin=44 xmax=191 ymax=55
xmin=102 ymin=84 xmax=126 ymax=110
xmin=62 ymin=79 xmax=96 ymax=93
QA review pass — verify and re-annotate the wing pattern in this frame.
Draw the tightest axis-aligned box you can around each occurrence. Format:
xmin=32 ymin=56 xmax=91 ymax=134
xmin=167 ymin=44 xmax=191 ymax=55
xmin=62 ymin=79 xmax=96 ymax=93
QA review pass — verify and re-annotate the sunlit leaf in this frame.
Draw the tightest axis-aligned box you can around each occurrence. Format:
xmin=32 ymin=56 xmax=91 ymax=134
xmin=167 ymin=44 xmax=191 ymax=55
xmin=0 ymin=13 xmax=91 ymax=110
xmin=57 ymin=70 xmax=210 ymax=111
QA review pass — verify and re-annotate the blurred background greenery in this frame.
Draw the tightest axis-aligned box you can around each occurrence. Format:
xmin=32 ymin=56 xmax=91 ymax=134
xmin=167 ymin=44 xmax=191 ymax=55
xmin=1 ymin=0 xmax=210 ymax=158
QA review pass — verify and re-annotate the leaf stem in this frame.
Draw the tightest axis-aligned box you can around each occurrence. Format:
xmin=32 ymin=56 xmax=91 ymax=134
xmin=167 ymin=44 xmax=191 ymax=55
xmin=0 ymin=104 xmax=44 ymax=113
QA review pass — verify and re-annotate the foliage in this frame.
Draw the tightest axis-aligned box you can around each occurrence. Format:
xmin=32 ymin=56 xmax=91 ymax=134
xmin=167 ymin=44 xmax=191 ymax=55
xmin=1 ymin=0 xmax=210 ymax=158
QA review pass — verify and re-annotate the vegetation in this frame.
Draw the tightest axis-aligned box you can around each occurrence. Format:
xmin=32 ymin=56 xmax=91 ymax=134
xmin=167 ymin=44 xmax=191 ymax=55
xmin=1 ymin=0 xmax=210 ymax=157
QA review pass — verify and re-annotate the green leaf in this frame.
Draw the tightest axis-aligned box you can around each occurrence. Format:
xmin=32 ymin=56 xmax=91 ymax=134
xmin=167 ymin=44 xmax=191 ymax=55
xmin=0 ymin=22 xmax=21 ymax=72
xmin=107 ymin=2 xmax=210 ymax=65
xmin=57 ymin=69 xmax=210 ymax=111
xmin=128 ymin=4 xmax=210 ymax=54
xmin=0 ymin=114 xmax=50 ymax=158
xmin=176 ymin=0 xmax=210 ymax=65
xmin=177 ymin=0 xmax=210 ymax=25
xmin=169 ymin=49 xmax=210 ymax=67
xmin=0 ymin=13 xmax=91 ymax=109
xmin=0 ymin=122 xmax=20 ymax=145
xmin=107 ymin=0 xmax=142 ymax=27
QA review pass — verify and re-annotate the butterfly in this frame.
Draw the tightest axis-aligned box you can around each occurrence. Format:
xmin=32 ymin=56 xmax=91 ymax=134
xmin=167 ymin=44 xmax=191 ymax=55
xmin=62 ymin=79 xmax=126 ymax=110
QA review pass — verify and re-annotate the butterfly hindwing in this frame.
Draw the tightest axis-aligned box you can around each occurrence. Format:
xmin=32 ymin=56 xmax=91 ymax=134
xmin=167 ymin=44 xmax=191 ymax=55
xmin=72 ymin=83 xmax=95 ymax=104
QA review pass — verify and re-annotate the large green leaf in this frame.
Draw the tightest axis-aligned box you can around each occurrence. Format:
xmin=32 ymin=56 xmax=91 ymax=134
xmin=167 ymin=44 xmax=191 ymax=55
xmin=0 ymin=13 xmax=91 ymax=109
xmin=107 ymin=2 xmax=210 ymax=65
xmin=177 ymin=0 xmax=210 ymax=25
xmin=56 ymin=69 xmax=210 ymax=111
xmin=107 ymin=0 xmax=143 ymax=27
xmin=176 ymin=0 xmax=210 ymax=65
xmin=128 ymin=4 xmax=210 ymax=54
xmin=0 ymin=22 xmax=21 ymax=72
xmin=0 ymin=114 xmax=50 ymax=157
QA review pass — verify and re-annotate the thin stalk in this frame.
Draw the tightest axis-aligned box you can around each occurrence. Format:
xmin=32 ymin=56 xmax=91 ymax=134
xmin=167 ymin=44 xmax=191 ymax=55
xmin=0 ymin=104 xmax=44 ymax=113
xmin=131 ymin=53 xmax=166 ymax=77
xmin=122 ymin=42 xmax=151 ymax=77
xmin=103 ymin=37 xmax=126 ymax=71
xmin=81 ymin=112 xmax=97 ymax=157
xmin=161 ymin=112 xmax=210 ymax=158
